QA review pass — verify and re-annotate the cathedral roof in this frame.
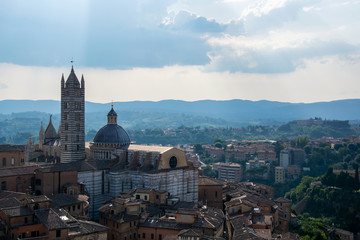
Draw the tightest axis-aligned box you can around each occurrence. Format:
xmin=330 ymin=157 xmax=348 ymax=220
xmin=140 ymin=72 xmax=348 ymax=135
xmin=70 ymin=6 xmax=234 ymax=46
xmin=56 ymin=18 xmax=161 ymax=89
xmin=65 ymin=66 xmax=80 ymax=88
xmin=44 ymin=115 xmax=59 ymax=142
xmin=93 ymin=124 xmax=131 ymax=146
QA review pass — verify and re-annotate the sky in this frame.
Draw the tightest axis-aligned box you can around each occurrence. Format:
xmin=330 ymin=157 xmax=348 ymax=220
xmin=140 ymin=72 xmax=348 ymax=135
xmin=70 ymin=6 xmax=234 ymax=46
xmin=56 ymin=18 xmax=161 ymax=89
xmin=0 ymin=0 xmax=359 ymax=103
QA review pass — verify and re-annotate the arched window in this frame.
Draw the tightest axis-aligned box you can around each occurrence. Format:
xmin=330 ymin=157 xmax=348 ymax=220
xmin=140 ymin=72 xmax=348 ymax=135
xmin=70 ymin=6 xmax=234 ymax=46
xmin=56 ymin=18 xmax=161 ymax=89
xmin=169 ymin=156 xmax=177 ymax=168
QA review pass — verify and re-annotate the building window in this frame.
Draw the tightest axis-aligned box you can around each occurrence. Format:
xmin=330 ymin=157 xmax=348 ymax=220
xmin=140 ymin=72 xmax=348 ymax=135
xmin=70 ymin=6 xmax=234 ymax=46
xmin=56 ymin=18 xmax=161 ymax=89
xmin=65 ymin=145 xmax=67 ymax=151
xmin=56 ymin=230 xmax=61 ymax=238
xmin=24 ymin=217 xmax=28 ymax=223
xmin=144 ymin=195 xmax=147 ymax=201
xmin=1 ymin=181 xmax=6 ymax=190
xmin=215 ymin=191 xmax=218 ymax=198
xmin=11 ymin=157 xmax=15 ymax=166
xmin=2 ymin=157 xmax=6 ymax=166
xmin=35 ymin=179 xmax=41 ymax=185
xmin=169 ymin=156 xmax=177 ymax=168
xmin=136 ymin=195 xmax=140 ymax=199
xmin=21 ymin=158 xmax=24 ymax=164
xmin=159 ymin=234 xmax=162 ymax=240
xmin=142 ymin=233 xmax=145 ymax=239
xmin=151 ymin=234 xmax=154 ymax=239
xmin=77 ymin=145 xmax=80 ymax=151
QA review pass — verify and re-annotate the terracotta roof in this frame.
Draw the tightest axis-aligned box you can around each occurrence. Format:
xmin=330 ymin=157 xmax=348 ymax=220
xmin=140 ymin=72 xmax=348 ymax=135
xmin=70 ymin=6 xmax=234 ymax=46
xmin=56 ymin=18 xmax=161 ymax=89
xmin=1 ymin=206 xmax=32 ymax=217
xmin=36 ymin=159 xmax=117 ymax=173
xmin=0 ymin=197 xmax=22 ymax=209
xmin=252 ymin=214 xmax=273 ymax=226
xmin=229 ymin=213 xmax=251 ymax=229
xmin=253 ymin=229 xmax=272 ymax=239
xmin=0 ymin=144 xmax=25 ymax=152
xmin=140 ymin=218 xmax=191 ymax=230
xmin=135 ymin=188 xmax=151 ymax=194
xmin=233 ymin=227 xmax=264 ymax=240
xmin=26 ymin=195 xmax=50 ymax=203
xmin=0 ymin=190 xmax=26 ymax=199
xmin=49 ymin=194 xmax=87 ymax=208
xmin=199 ymin=176 xmax=223 ymax=186
xmin=178 ymin=229 xmax=201 ymax=237
xmin=275 ymin=197 xmax=291 ymax=203
xmin=108 ymin=212 xmax=140 ymax=222
xmin=0 ymin=166 xmax=38 ymax=177
xmin=35 ymin=208 xmax=68 ymax=230
xmin=68 ymin=220 xmax=108 ymax=238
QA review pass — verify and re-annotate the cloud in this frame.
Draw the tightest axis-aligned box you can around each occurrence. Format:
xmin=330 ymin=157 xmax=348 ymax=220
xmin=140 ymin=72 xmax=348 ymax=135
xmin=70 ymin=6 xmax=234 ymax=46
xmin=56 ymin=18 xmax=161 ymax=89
xmin=206 ymin=36 xmax=359 ymax=73
xmin=0 ymin=0 xmax=211 ymax=68
xmin=0 ymin=0 xmax=360 ymax=75
xmin=0 ymin=82 xmax=7 ymax=89
xmin=162 ymin=10 xmax=226 ymax=33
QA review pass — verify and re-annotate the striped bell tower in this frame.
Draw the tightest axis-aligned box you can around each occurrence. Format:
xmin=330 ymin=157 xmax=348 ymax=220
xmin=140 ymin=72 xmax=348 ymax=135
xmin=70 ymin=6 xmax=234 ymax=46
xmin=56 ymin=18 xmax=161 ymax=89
xmin=60 ymin=66 xmax=85 ymax=162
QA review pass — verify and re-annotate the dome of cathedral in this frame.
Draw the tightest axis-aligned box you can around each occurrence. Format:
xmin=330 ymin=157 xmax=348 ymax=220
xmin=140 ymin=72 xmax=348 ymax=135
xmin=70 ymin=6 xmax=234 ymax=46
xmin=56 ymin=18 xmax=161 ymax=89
xmin=93 ymin=124 xmax=130 ymax=147
xmin=92 ymin=106 xmax=130 ymax=148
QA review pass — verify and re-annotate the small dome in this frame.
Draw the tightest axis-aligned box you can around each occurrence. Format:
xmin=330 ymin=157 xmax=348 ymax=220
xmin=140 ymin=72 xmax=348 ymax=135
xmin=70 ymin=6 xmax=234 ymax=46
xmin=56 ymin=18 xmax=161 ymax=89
xmin=93 ymin=124 xmax=130 ymax=148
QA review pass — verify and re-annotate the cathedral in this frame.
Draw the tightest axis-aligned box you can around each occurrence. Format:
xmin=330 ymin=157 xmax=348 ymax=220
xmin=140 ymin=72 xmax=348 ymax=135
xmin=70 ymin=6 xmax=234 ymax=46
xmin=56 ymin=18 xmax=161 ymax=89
xmin=30 ymin=66 xmax=198 ymax=220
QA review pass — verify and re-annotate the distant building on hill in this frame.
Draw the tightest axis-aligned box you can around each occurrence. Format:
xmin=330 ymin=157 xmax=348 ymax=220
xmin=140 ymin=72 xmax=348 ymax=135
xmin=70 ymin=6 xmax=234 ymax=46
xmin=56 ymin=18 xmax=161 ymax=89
xmin=275 ymin=166 xmax=285 ymax=183
xmin=216 ymin=162 xmax=243 ymax=182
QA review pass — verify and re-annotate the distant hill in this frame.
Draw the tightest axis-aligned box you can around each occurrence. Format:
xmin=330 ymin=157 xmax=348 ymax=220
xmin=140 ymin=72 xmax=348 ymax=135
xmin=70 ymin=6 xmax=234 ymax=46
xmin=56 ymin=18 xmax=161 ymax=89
xmin=0 ymin=99 xmax=359 ymax=145
xmin=1 ymin=99 xmax=360 ymax=123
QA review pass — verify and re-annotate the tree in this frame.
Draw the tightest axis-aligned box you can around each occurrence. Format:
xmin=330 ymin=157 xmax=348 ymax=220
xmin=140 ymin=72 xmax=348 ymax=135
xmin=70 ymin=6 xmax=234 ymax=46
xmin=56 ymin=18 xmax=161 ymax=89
xmin=304 ymin=145 xmax=311 ymax=155
xmin=297 ymin=135 xmax=309 ymax=148
xmin=274 ymin=141 xmax=284 ymax=158
xmin=355 ymin=166 xmax=360 ymax=190
xmin=203 ymin=166 xmax=217 ymax=178
xmin=193 ymin=143 xmax=203 ymax=154
xmin=214 ymin=142 xmax=222 ymax=148
xmin=321 ymin=167 xmax=336 ymax=186
xmin=348 ymin=143 xmax=358 ymax=153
